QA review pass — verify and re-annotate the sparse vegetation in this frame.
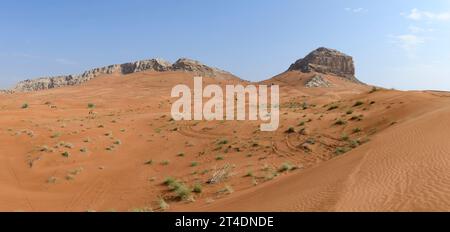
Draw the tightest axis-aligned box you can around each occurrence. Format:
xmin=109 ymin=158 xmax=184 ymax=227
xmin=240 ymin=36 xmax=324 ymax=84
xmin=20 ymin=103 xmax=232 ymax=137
xmin=192 ymin=183 xmax=203 ymax=193
xmin=218 ymin=185 xmax=234 ymax=195
xmin=174 ymin=184 xmax=191 ymax=200
xmin=61 ymin=151 xmax=70 ymax=158
xmin=163 ymin=177 xmax=176 ymax=186
xmin=144 ymin=160 xmax=153 ymax=165
xmin=245 ymin=170 xmax=254 ymax=177
xmin=334 ymin=119 xmax=347 ymax=125
xmin=335 ymin=147 xmax=350 ymax=155
xmin=21 ymin=103 xmax=29 ymax=109
xmin=285 ymin=127 xmax=295 ymax=134
xmin=158 ymin=198 xmax=169 ymax=211
xmin=217 ymin=139 xmax=229 ymax=145
xmin=341 ymin=134 xmax=349 ymax=141
xmin=161 ymin=160 xmax=170 ymax=166
xmin=216 ymin=155 xmax=224 ymax=161
xmin=353 ymin=101 xmax=364 ymax=107
xmin=352 ymin=128 xmax=362 ymax=133
xmin=177 ymin=153 xmax=185 ymax=157
xmin=47 ymin=176 xmax=57 ymax=184
xmin=350 ymin=115 xmax=364 ymax=121
xmin=190 ymin=161 xmax=199 ymax=167
xmin=278 ymin=162 xmax=295 ymax=172
xmin=51 ymin=132 xmax=61 ymax=139
xmin=87 ymin=103 xmax=95 ymax=109
xmin=327 ymin=104 xmax=339 ymax=111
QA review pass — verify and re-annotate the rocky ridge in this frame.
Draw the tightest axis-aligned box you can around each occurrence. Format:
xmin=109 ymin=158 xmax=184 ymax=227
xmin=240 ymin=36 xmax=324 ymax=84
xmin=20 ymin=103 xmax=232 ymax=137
xmin=11 ymin=58 xmax=237 ymax=92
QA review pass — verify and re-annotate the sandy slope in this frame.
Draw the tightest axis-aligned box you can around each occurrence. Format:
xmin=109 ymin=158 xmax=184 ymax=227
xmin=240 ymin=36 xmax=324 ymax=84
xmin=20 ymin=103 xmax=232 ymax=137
xmin=0 ymin=71 xmax=449 ymax=212
xmin=194 ymin=100 xmax=450 ymax=211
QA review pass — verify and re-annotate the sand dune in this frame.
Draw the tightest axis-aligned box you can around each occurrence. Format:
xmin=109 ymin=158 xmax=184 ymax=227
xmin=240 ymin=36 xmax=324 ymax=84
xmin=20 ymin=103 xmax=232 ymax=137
xmin=0 ymin=71 xmax=449 ymax=212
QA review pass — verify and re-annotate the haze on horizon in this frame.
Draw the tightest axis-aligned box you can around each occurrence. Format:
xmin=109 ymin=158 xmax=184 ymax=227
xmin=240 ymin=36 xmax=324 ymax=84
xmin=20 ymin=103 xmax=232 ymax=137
xmin=0 ymin=0 xmax=449 ymax=90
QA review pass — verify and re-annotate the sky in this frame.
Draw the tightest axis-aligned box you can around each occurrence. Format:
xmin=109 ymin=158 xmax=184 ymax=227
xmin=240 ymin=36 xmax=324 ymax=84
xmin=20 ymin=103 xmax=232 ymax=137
xmin=1 ymin=0 xmax=450 ymax=90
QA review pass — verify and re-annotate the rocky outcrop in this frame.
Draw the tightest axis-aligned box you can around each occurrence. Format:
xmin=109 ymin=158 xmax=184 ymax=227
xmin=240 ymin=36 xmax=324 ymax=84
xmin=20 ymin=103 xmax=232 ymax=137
xmin=172 ymin=58 xmax=233 ymax=80
xmin=288 ymin=47 xmax=361 ymax=83
xmin=305 ymin=75 xmax=332 ymax=88
xmin=11 ymin=58 xmax=237 ymax=92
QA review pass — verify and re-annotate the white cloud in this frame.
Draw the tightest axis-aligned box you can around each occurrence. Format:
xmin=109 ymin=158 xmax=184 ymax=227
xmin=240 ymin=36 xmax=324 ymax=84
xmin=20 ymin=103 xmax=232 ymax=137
xmin=390 ymin=34 xmax=425 ymax=56
xmin=55 ymin=58 xmax=77 ymax=65
xmin=403 ymin=8 xmax=450 ymax=21
xmin=345 ymin=7 xmax=367 ymax=13
xmin=408 ymin=25 xmax=434 ymax=34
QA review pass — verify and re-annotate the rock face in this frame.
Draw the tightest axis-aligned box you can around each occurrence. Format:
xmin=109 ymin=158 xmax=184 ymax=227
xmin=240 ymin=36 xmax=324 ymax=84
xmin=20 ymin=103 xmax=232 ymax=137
xmin=288 ymin=47 xmax=361 ymax=83
xmin=12 ymin=58 xmax=237 ymax=92
xmin=172 ymin=58 xmax=232 ymax=80
xmin=305 ymin=75 xmax=332 ymax=88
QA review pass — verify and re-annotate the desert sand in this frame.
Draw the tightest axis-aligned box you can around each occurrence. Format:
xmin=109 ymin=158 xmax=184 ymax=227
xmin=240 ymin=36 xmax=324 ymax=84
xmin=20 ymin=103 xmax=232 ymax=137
xmin=0 ymin=70 xmax=449 ymax=212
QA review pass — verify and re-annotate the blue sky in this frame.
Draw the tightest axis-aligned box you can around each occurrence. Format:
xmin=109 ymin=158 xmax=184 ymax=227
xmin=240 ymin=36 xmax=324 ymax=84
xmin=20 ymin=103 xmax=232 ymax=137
xmin=1 ymin=0 xmax=450 ymax=90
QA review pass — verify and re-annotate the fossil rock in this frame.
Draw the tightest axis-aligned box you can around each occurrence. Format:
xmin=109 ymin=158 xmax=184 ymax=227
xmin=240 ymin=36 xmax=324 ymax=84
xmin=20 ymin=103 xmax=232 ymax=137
xmin=289 ymin=47 xmax=361 ymax=83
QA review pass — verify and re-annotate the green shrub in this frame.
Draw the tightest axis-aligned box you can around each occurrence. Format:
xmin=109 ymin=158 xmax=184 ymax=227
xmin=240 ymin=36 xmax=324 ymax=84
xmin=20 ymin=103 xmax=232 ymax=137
xmin=335 ymin=147 xmax=350 ymax=155
xmin=353 ymin=101 xmax=364 ymax=107
xmin=61 ymin=151 xmax=70 ymax=158
xmin=285 ymin=127 xmax=295 ymax=134
xmin=278 ymin=162 xmax=295 ymax=172
xmin=163 ymin=177 xmax=176 ymax=186
xmin=190 ymin=161 xmax=199 ymax=167
xmin=21 ymin=103 xmax=29 ymax=109
xmin=87 ymin=103 xmax=95 ymax=109
xmin=334 ymin=119 xmax=347 ymax=125
xmin=192 ymin=183 xmax=202 ymax=193
xmin=327 ymin=105 xmax=339 ymax=111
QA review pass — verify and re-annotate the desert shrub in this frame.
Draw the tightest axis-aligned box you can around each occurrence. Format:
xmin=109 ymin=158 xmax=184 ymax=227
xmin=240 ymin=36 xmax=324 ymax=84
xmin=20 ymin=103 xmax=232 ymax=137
xmin=192 ymin=183 xmax=203 ymax=193
xmin=87 ymin=103 xmax=95 ymax=109
xmin=21 ymin=103 xmax=29 ymax=109
xmin=190 ymin=161 xmax=199 ymax=167
xmin=217 ymin=139 xmax=229 ymax=145
xmin=163 ymin=177 xmax=176 ymax=186
xmin=158 ymin=198 xmax=169 ymax=211
xmin=335 ymin=147 xmax=350 ymax=155
xmin=51 ymin=132 xmax=61 ymax=138
xmin=278 ymin=162 xmax=295 ymax=172
xmin=341 ymin=134 xmax=349 ymax=141
xmin=334 ymin=119 xmax=347 ymax=125
xmin=327 ymin=105 xmax=339 ymax=111
xmin=285 ymin=127 xmax=295 ymax=134
xmin=174 ymin=184 xmax=191 ymax=200
xmin=161 ymin=160 xmax=170 ymax=166
xmin=218 ymin=185 xmax=234 ymax=195
xmin=352 ymin=128 xmax=362 ymax=133
xmin=61 ymin=151 xmax=70 ymax=158
xmin=353 ymin=101 xmax=364 ymax=107
xmin=177 ymin=153 xmax=185 ymax=157
xmin=245 ymin=170 xmax=254 ymax=177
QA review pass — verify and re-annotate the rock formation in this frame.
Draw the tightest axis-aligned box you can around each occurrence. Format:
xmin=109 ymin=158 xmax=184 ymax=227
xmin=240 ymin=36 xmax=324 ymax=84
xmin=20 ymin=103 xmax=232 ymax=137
xmin=288 ymin=47 xmax=361 ymax=83
xmin=11 ymin=58 xmax=237 ymax=92
xmin=305 ymin=75 xmax=332 ymax=88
